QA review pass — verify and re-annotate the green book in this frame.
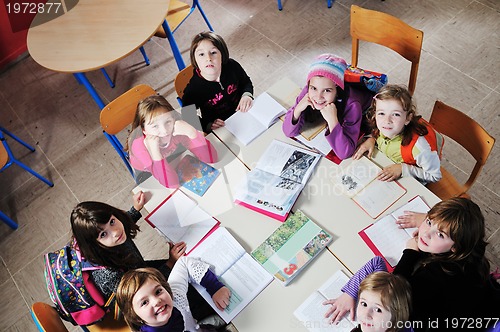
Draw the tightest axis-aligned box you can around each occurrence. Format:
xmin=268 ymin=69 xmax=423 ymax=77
xmin=251 ymin=210 xmax=332 ymax=286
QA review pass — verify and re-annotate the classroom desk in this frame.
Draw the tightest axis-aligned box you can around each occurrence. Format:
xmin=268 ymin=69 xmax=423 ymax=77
xmin=27 ymin=0 xmax=171 ymax=109
xmin=133 ymin=134 xmax=353 ymax=331
xmin=214 ymin=122 xmax=441 ymax=272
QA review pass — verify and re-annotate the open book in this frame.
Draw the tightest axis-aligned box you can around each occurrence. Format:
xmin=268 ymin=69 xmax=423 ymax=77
xmin=189 ymin=227 xmax=274 ymax=323
xmin=175 ymin=155 xmax=220 ymax=196
xmin=333 ymin=157 xmax=406 ymax=218
xmin=251 ymin=210 xmax=332 ymax=285
xmin=359 ymin=195 xmax=430 ymax=269
xmin=145 ymin=190 xmax=219 ymax=255
xmin=224 ymin=92 xmax=286 ymax=145
xmin=234 ymin=140 xmax=321 ymax=221
xmin=294 ymin=270 xmax=356 ymax=332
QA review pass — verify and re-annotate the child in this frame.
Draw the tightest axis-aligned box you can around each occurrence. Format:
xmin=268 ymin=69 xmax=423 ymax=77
xmin=117 ymin=259 xmax=231 ymax=332
xmin=352 ymin=271 xmax=411 ymax=332
xmin=282 ymin=54 xmax=374 ymax=160
xmin=353 ymin=85 xmax=443 ymax=184
xmin=128 ymin=95 xmax=218 ymax=188
xmin=181 ymin=31 xmax=254 ymax=134
xmin=324 ymin=198 xmax=499 ymax=331
xmin=70 ymin=192 xmax=216 ymax=322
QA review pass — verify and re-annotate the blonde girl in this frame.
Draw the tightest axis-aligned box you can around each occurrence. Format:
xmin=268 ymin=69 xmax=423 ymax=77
xmin=128 ymin=95 xmax=218 ymax=188
xmin=117 ymin=259 xmax=230 ymax=332
xmin=353 ymin=85 xmax=443 ymax=184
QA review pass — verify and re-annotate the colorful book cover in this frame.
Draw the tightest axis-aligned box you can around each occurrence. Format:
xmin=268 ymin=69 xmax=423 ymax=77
xmin=251 ymin=210 xmax=332 ymax=285
xmin=176 ymin=155 xmax=220 ymax=196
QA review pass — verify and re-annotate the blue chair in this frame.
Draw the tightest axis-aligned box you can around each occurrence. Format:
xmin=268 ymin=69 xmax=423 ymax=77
xmin=277 ymin=0 xmax=332 ymax=10
xmin=100 ymin=84 xmax=157 ymax=177
xmin=141 ymin=0 xmax=214 ymax=71
xmin=0 ymin=126 xmax=54 ymax=188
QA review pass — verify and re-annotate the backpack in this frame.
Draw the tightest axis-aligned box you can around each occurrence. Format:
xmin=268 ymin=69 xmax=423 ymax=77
xmin=345 ymin=65 xmax=388 ymax=93
xmin=44 ymin=245 xmax=111 ymax=326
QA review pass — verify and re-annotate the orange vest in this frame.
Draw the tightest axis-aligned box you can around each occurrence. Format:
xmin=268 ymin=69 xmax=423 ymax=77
xmin=401 ymin=119 xmax=444 ymax=165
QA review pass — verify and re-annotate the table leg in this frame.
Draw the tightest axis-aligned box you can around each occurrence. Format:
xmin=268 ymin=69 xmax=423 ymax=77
xmin=73 ymin=72 xmax=106 ymax=109
xmin=162 ymin=20 xmax=186 ymax=71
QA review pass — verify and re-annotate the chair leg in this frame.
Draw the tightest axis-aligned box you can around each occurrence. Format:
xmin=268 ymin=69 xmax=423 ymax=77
xmin=277 ymin=0 xmax=283 ymax=10
xmin=73 ymin=73 xmax=106 ymax=109
xmin=103 ymin=132 xmax=134 ymax=177
xmin=100 ymin=68 xmax=115 ymax=88
xmin=194 ymin=0 xmax=214 ymax=31
xmin=0 ymin=126 xmax=35 ymax=152
xmin=11 ymin=158 xmax=54 ymax=187
xmin=327 ymin=0 xmax=332 ymax=8
xmin=162 ymin=20 xmax=186 ymax=71
xmin=0 ymin=211 xmax=18 ymax=230
xmin=139 ymin=46 xmax=151 ymax=66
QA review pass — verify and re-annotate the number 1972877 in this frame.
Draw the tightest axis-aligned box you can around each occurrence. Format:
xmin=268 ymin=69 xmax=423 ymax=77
xmin=6 ymin=2 xmax=62 ymax=14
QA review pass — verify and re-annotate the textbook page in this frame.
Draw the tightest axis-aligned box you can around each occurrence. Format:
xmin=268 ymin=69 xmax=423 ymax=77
xmin=294 ymin=270 xmax=356 ymax=332
xmin=295 ymin=128 xmax=332 ymax=155
xmin=145 ymin=191 xmax=219 ymax=254
xmin=224 ymin=92 xmax=286 ymax=145
xmin=256 ymin=140 xmax=321 ymax=185
xmin=360 ymin=196 xmax=430 ymax=267
xmin=334 ymin=157 xmax=379 ymax=197
xmin=190 ymin=227 xmax=273 ymax=323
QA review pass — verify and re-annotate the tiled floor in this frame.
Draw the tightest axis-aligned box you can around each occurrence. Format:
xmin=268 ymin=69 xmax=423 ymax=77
xmin=1 ymin=0 xmax=499 ymax=330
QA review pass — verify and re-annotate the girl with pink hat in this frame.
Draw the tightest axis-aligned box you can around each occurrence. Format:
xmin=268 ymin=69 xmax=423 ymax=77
xmin=282 ymin=54 xmax=373 ymax=159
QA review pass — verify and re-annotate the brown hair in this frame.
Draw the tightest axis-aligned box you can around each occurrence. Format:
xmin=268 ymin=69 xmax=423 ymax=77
xmin=189 ymin=31 xmax=230 ymax=70
xmin=359 ymin=271 xmax=412 ymax=332
xmin=126 ymin=95 xmax=179 ymax=151
xmin=70 ymin=201 xmax=140 ymax=269
xmin=367 ymin=84 xmax=427 ymax=145
xmin=417 ymin=197 xmax=490 ymax=280
xmin=117 ymin=267 xmax=173 ymax=332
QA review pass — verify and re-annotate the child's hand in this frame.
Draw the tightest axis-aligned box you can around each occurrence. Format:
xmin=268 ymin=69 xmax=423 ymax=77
xmin=377 ymin=164 xmax=402 ymax=181
xmin=353 ymin=138 xmax=376 ymax=160
xmin=212 ymin=286 xmax=231 ymax=310
xmin=293 ymin=94 xmax=312 ymax=121
xmin=173 ymin=120 xmax=197 ymax=139
xmin=144 ymin=135 xmax=163 ymax=161
xmin=210 ymin=119 xmax=225 ymax=131
xmin=406 ymin=236 xmax=419 ymax=250
xmin=133 ymin=191 xmax=145 ymax=211
xmin=323 ymin=293 xmax=356 ymax=324
xmin=166 ymin=242 xmax=186 ymax=268
xmin=319 ymin=103 xmax=339 ymax=131
xmin=236 ymin=95 xmax=253 ymax=113
xmin=397 ymin=211 xmax=426 ymax=229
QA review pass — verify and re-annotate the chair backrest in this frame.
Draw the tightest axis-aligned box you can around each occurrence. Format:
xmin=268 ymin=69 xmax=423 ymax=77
xmin=154 ymin=0 xmax=195 ymax=38
xmin=350 ymin=5 xmax=423 ymax=95
xmin=31 ymin=302 xmax=69 ymax=332
xmin=429 ymin=100 xmax=495 ymax=191
xmin=100 ymin=84 xmax=157 ymax=135
xmin=175 ymin=64 xmax=194 ymax=100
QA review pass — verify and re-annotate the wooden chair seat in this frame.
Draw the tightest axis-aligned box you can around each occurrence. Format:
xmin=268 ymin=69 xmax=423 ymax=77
xmin=154 ymin=0 xmax=196 ymax=38
xmin=426 ymin=167 xmax=470 ymax=199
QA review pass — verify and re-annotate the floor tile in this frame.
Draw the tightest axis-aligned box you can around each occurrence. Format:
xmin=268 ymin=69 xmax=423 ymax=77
xmin=0 ymin=278 xmax=28 ymax=331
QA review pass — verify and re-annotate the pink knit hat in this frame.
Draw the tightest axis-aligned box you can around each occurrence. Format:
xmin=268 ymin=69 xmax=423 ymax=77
xmin=306 ymin=54 xmax=347 ymax=90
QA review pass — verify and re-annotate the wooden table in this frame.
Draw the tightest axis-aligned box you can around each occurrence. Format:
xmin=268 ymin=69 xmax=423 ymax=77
xmin=27 ymin=0 xmax=171 ymax=109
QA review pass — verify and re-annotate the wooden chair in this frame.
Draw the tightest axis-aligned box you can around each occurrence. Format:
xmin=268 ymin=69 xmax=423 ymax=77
xmin=174 ymin=64 xmax=194 ymax=106
xmin=426 ymin=101 xmax=495 ymax=200
xmin=100 ymin=84 xmax=157 ymax=177
xmin=0 ymin=126 xmax=54 ymax=188
xmin=31 ymin=302 xmax=129 ymax=332
xmin=142 ymin=0 xmax=213 ymax=71
xmin=350 ymin=5 xmax=423 ymax=95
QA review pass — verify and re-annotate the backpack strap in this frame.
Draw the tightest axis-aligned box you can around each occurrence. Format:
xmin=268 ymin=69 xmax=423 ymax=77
xmin=401 ymin=118 xmax=443 ymax=165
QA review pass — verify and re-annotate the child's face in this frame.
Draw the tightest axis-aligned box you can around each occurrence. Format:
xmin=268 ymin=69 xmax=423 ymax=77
xmin=356 ymin=290 xmax=392 ymax=332
xmin=132 ymin=278 xmax=173 ymax=327
xmin=375 ymin=99 xmax=411 ymax=139
xmin=96 ymin=215 xmax=126 ymax=247
xmin=308 ymin=76 xmax=337 ymax=110
xmin=143 ymin=111 xmax=176 ymax=147
xmin=194 ymin=40 xmax=222 ymax=80
xmin=417 ymin=217 xmax=455 ymax=254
